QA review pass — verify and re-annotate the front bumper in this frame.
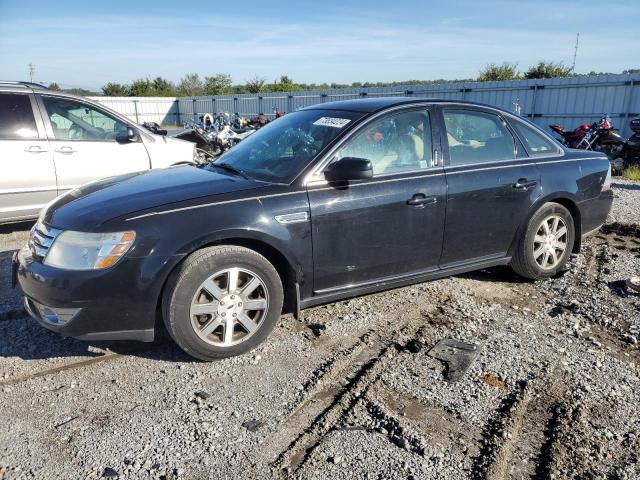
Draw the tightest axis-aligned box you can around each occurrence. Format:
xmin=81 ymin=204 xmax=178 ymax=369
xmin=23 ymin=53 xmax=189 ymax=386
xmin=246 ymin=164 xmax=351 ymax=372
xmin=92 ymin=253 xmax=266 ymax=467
xmin=15 ymin=245 xmax=172 ymax=342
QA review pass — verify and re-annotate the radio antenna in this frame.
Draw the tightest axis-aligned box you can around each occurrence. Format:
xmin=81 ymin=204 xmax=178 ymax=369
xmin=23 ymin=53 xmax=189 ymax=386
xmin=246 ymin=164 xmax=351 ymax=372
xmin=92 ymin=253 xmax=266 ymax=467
xmin=571 ymin=33 xmax=580 ymax=72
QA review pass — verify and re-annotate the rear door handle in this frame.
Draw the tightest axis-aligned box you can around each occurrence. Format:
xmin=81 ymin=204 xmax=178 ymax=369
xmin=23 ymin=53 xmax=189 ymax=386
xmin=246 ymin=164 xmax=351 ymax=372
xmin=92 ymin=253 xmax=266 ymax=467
xmin=407 ymin=194 xmax=437 ymax=207
xmin=24 ymin=145 xmax=49 ymax=153
xmin=512 ymin=178 xmax=537 ymax=190
xmin=55 ymin=146 xmax=77 ymax=154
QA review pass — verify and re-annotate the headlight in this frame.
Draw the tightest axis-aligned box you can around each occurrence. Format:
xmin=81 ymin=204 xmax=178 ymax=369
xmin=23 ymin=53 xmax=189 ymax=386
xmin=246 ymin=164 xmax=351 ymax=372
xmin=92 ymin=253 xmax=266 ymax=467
xmin=44 ymin=230 xmax=136 ymax=270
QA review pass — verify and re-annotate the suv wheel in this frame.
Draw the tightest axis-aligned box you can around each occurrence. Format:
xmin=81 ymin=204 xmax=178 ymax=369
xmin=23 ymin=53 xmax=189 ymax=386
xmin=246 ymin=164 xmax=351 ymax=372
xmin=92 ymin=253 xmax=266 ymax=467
xmin=163 ymin=246 xmax=283 ymax=361
xmin=510 ymin=202 xmax=575 ymax=280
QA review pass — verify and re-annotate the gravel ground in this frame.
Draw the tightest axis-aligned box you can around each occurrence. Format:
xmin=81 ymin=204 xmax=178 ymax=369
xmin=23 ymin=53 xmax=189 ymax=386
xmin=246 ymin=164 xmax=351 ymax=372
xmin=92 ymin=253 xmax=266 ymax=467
xmin=0 ymin=183 xmax=639 ymax=480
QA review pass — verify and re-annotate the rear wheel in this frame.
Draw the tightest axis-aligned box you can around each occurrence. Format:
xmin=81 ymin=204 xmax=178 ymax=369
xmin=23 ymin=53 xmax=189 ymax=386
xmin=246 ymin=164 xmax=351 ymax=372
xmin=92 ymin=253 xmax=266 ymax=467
xmin=163 ymin=246 xmax=283 ymax=361
xmin=510 ymin=202 xmax=575 ymax=280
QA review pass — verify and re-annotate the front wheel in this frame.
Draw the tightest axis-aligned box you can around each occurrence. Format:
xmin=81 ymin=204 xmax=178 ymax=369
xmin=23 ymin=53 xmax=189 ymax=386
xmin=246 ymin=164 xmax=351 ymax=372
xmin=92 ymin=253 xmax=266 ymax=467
xmin=510 ymin=203 xmax=575 ymax=280
xmin=162 ymin=246 xmax=284 ymax=361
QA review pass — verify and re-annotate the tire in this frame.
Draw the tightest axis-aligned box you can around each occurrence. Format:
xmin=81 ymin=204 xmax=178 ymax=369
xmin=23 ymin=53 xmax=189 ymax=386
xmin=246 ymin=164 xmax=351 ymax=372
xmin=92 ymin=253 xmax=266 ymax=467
xmin=510 ymin=202 xmax=575 ymax=280
xmin=162 ymin=246 xmax=284 ymax=361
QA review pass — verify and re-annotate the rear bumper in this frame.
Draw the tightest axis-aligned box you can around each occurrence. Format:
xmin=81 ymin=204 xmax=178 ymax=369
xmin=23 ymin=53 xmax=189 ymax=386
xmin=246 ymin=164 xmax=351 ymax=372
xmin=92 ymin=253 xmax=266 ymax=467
xmin=15 ymin=246 xmax=177 ymax=342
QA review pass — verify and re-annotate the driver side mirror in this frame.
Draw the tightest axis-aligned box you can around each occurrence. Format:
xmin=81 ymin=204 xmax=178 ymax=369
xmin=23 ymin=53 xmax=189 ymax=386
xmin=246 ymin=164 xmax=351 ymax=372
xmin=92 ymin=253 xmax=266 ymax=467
xmin=324 ymin=157 xmax=373 ymax=183
xmin=116 ymin=126 xmax=140 ymax=143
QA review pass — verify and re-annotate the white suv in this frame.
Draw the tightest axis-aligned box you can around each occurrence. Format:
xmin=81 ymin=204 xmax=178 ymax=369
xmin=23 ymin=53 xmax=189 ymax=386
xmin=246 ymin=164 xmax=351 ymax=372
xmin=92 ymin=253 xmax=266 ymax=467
xmin=0 ymin=81 xmax=197 ymax=224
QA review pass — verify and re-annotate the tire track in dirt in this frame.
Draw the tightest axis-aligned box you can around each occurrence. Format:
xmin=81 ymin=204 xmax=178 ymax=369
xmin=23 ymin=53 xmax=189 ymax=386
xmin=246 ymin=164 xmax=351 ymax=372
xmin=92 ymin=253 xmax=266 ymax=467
xmin=473 ymin=364 xmax=569 ymax=480
xmin=271 ymin=323 xmax=430 ymax=476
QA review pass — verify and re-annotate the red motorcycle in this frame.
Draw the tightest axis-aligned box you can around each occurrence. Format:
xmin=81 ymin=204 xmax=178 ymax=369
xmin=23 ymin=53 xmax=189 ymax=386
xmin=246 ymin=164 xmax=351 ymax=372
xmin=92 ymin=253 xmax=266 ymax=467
xmin=550 ymin=114 xmax=626 ymax=172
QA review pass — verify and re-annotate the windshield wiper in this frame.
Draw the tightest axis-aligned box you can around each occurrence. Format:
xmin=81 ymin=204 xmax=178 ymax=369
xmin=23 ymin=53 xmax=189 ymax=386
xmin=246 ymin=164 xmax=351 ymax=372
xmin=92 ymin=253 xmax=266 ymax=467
xmin=212 ymin=162 xmax=251 ymax=180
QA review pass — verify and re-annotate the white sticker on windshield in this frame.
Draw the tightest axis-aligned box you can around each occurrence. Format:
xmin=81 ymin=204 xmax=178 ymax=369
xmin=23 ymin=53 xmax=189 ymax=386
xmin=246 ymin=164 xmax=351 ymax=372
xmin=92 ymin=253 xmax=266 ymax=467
xmin=313 ymin=117 xmax=351 ymax=128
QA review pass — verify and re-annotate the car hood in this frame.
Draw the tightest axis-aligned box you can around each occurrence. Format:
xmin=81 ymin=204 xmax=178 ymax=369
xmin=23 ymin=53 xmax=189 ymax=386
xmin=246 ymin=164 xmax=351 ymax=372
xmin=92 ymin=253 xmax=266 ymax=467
xmin=43 ymin=165 xmax=264 ymax=230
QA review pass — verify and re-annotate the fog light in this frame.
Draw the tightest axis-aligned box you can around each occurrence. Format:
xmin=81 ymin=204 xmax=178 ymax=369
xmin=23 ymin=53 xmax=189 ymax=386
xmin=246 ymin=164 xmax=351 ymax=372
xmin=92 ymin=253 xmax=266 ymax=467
xmin=25 ymin=297 xmax=80 ymax=326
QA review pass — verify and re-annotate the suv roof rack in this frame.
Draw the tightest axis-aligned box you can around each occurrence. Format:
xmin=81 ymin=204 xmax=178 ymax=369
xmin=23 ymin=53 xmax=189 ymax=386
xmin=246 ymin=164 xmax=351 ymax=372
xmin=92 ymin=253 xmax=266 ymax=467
xmin=0 ymin=81 xmax=49 ymax=90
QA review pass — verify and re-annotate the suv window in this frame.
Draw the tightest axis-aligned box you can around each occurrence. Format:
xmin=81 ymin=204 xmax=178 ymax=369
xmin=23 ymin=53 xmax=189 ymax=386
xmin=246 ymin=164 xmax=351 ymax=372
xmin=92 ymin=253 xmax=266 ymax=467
xmin=338 ymin=110 xmax=432 ymax=175
xmin=0 ymin=93 xmax=38 ymax=140
xmin=511 ymin=119 xmax=559 ymax=156
xmin=443 ymin=109 xmax=516 ymax=165
xmin=41 ymin=96 xmax=128 ymax=141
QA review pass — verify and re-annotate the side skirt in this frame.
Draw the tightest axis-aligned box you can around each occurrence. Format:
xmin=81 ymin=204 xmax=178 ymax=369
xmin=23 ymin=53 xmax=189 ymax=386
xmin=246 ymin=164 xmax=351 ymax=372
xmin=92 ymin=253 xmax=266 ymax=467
xmin=300 ymin=256 xmax=511 ymax=310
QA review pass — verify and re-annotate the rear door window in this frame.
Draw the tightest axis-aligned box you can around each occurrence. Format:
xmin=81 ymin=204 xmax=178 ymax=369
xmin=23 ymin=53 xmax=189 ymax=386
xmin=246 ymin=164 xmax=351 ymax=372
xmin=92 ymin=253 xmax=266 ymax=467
xmin=0 ymin=93 xmax=39 ymax=140
xmin=510 ymin=119 xmax=560 ymax=156
xmin=443 ymin=109 xmax=517 ymax=166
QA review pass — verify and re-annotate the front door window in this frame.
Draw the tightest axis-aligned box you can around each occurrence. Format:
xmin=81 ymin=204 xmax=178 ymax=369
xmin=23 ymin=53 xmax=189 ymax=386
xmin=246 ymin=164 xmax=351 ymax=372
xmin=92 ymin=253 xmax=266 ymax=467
xmin=41 ymin=96 xmax=128 ymax=141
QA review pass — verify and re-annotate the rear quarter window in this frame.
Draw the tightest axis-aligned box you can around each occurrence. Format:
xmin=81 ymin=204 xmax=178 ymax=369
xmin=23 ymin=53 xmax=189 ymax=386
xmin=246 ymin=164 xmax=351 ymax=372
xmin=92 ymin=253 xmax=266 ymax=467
xmin=510 ymin=119 xmax=560 ymax=156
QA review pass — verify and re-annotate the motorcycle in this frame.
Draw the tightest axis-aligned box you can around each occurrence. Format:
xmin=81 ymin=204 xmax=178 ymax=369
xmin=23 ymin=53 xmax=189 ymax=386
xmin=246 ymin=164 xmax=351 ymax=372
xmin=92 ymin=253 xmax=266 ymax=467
xmin=550 ymin=114 xmax=625 ymax=168
xmin=171 ymin=121 xmax=221 ymax=162
xmin=610 ymin=117 xmax=640 ymax=174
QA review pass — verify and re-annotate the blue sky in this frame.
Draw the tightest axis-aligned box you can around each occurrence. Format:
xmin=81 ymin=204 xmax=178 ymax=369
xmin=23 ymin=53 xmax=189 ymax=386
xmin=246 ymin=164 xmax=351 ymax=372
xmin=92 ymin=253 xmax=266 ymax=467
xmin=0 ymin=0 xmax=637 ymax=90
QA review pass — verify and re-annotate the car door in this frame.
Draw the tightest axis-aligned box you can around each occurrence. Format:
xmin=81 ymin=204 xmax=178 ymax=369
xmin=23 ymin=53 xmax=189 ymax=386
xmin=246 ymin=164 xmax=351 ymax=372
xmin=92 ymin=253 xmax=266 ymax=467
xmin=0 ymin=91 xmax=57 ymax=222
xmin=307 ymin=107 xmax=447 ymax=293
xmin=438 ymin=106 xmax=542 ymax=267
xmin=37 ymin=95 xmax=150 ymax=194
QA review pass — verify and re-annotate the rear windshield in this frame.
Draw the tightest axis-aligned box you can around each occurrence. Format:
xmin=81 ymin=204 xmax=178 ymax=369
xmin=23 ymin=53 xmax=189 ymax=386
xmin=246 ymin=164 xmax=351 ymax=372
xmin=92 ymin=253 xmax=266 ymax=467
xmin=210 ymin=109 xmax=364 ymax=183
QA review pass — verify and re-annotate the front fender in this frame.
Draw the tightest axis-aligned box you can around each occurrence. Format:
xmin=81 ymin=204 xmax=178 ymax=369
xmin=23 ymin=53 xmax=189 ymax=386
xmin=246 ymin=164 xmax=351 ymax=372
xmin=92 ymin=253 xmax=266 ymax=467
xmin=110 ymin=191 xmax=313 ymax=300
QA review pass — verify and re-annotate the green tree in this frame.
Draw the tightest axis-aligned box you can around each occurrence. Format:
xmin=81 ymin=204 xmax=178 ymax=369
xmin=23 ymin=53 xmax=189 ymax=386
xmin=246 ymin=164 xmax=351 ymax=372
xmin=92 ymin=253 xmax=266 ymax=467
xmin=47 ymin=82 xmax=61 ymax=91
xmin=128 ymin=78 xmax=154 ymax=96
xmin=102 ymin=82 xmax=128 ymax=96
xmin=524 ymin=61 xmax=574 ymax=79
xmin=65 ymin=88 xmax=98 ymax=96
xmin=178 ymin=73 xmax=204 ymax=96
xmin=267 ymin=75 xmax=301 ymax=92
xmin=478 ymin=62 xmax=520 ymax=82
xmin=152 ymin=77 xmax=176 ymax=96
xmin=204 ymin=74 xmax=233 ymax=95
xmin=245 ymin=75 xmax=266 ymax=93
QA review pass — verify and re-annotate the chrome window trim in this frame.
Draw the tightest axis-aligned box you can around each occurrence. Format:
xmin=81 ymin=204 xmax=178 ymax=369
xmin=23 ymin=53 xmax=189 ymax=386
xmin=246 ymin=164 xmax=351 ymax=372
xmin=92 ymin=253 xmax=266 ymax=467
xmin=302 ymin=103 xmax=438 ymax=186
xmin=302 ymin=101 xmax=565 ymax=187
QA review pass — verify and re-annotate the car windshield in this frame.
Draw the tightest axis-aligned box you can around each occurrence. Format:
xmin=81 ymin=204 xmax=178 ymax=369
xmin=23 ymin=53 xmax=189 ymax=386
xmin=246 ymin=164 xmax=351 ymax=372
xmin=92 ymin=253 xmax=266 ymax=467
xmin=209 ymin=109 xmax=364 ymax=183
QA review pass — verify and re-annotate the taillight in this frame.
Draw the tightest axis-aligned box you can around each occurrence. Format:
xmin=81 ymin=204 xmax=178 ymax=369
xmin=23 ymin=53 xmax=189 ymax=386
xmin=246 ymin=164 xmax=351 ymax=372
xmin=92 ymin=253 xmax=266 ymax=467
xmin=602 ymin=164 xmax=612 ymax=192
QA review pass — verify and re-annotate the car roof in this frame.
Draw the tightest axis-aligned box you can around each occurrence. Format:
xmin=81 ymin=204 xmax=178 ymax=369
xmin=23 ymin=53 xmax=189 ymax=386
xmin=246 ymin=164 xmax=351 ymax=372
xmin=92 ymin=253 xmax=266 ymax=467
xmin=300 ymin=97 xmax=510 ymax=114
xmin=0 ymin=80 xmax=50 ymax=91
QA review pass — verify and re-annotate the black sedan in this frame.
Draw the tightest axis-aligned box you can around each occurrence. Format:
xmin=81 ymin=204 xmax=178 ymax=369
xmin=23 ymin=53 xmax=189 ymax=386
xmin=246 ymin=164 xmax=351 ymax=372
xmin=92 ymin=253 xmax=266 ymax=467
xmin=15 ymin=98 xmax=613 ymax=360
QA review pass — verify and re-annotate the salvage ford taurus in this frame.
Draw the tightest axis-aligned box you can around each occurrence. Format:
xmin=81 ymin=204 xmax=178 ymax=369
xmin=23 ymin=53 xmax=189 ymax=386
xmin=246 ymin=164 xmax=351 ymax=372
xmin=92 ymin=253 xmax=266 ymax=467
xmin=14 ymin=98 xmax=613 ymax=361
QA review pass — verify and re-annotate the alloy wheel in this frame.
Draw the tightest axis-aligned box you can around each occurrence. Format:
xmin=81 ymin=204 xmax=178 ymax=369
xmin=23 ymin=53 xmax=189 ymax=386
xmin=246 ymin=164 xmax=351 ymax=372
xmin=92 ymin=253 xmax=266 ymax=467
xmin=190 ymin=267 xmax=269 ymax=347
xmin=533 ymin=214 xmax=568 ymax=270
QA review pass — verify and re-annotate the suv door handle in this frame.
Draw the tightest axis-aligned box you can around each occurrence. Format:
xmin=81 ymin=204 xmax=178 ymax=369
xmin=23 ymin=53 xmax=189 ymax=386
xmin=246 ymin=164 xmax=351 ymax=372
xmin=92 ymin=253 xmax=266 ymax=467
xmin=55 ymin=146 xmax=77 ymax=154
xmin=407 ymin=194 xmax=437 ymax=207
xmin=512 ymin=179 xmax=537 ymax=190
xmin=24 ymin=145 xmax=49 ymax=153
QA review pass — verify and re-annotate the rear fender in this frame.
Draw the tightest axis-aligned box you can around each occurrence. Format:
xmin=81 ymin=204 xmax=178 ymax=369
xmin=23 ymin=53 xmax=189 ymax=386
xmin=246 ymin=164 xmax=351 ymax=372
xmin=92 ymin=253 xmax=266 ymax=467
xmin=508 ymin=193 xmax=582 ymax=256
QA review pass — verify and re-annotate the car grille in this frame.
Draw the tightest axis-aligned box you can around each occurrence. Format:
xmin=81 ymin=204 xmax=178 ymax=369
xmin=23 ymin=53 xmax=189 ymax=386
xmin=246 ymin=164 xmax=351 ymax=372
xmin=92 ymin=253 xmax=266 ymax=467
xmin=29 ymin=222 xmax=62 ymax=259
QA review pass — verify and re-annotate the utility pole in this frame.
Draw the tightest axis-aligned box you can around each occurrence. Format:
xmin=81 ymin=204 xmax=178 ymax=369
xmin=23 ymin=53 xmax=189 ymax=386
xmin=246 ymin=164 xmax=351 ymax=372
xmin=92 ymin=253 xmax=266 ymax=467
xmin=571 ymin=33 xmax=580 ymax=72
xmin=28 ymin=63 xmax=35 ymax=82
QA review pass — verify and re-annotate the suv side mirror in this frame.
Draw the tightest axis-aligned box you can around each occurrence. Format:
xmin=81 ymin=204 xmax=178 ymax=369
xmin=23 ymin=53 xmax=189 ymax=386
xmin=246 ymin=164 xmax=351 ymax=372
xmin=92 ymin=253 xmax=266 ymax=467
xmin=324 ymin=157 xmax=373 ymax=182
xmin=116 ymin=126 xmax=140 ymax=143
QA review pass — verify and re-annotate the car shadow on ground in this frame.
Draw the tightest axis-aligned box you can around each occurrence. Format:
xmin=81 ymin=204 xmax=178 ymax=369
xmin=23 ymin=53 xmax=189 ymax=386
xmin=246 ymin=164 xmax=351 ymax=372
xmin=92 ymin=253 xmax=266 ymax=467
xmin=612 ymin=181 xmax=640 ymax=191
xmin=0 ymin=220 xmax=34 ymax=235
xmin=0 ymin=317 xmax=194 ymax=363
xmin=457 ymin=265 xmax=532 ymax=284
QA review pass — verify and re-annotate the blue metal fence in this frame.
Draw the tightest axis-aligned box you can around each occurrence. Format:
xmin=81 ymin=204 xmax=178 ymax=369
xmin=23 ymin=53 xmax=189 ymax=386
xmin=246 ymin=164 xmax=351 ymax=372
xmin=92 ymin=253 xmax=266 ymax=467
xmin=94 ymin=73 xmax=640 ymax=137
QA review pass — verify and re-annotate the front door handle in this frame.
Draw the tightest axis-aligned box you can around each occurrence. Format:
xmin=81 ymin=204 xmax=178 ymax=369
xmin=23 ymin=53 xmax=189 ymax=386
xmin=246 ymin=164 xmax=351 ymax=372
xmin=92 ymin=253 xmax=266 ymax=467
xmin=55 ymin=146 xmax=77 ymax=154
xmin=512 ymin=178 xmax=537 ymax=190
xmin=24 ymin=145 xmax=49 ymax=153
xmin=407 ymin=194 xmax=437 ymax=207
